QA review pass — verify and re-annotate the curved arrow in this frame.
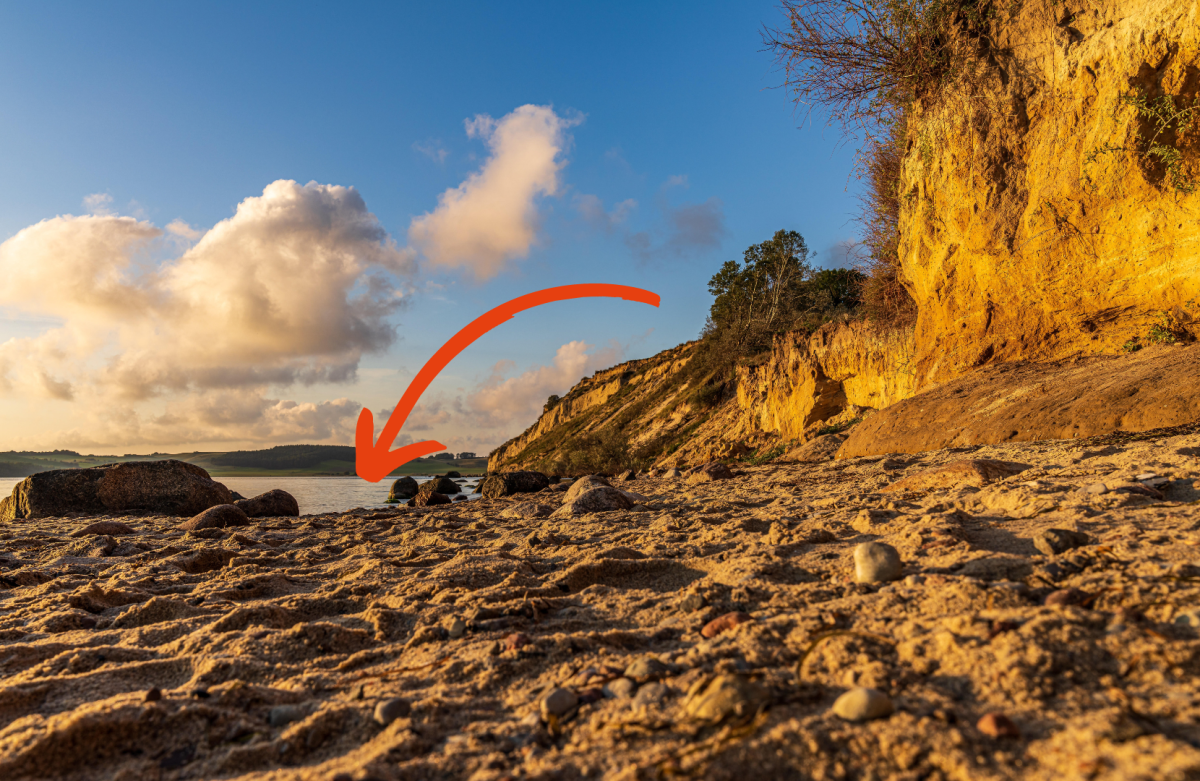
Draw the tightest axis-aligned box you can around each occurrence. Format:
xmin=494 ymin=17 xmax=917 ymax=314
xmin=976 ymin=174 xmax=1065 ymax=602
xmin=356 ymin=283 xmax=661 ymax=482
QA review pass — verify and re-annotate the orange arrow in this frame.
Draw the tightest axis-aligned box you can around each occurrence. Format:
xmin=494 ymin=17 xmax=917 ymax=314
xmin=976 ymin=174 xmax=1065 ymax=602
xmin=356 ymin=283 xmax=661 ymax=482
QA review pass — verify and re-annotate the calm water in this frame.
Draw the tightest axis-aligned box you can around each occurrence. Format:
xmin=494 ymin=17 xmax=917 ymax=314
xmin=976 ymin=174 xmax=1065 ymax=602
xmin=0 ymin=475 xmax=481 ymax=516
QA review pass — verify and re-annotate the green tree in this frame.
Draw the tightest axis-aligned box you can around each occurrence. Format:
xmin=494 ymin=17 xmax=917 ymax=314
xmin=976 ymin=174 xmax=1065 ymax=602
xmin=707 ymin=229 xmax=814 ymax=353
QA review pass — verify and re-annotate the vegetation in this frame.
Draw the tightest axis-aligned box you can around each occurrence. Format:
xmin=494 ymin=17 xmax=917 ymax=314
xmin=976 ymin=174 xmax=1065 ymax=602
xmin=1087 ymin=90 xmax=1199 ymax=194
xmin=762 ymin=0 xmax=994 ymax=325
xmin=210 ymin=445 xmax=357 ymax=470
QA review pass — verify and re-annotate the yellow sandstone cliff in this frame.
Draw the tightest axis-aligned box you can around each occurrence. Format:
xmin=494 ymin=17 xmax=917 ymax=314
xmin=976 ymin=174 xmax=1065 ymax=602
xmin=489 ymin=0 xmax=1200 ymax=472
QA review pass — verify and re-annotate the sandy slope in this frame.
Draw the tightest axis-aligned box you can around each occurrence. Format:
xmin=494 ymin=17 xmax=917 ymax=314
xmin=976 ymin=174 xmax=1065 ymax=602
xmin=1 ymin=426 xmax=1199 ymax=780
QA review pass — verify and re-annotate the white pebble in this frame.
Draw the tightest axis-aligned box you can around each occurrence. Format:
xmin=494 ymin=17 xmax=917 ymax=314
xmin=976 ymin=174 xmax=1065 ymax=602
xmin=855 ymin=542 xmax=902 ymax=583
xmin=832 ymin=687 xmax=894 ymax=722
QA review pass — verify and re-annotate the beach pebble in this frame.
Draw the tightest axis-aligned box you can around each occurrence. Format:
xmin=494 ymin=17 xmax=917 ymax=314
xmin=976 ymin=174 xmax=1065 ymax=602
xmin=624 ymin=657 xmax=671 ymax=681
xmin=832 ymin=687 xmax=894 ymax=722
xmin=679 ymin=593 xmax=706 ymax=613
xmin=854 ymin=542 xmax=902 ymax=583
xmin=904 ymin=575 xmax=926 ymax=587
xmin=604 ymin=677 xmax=636 ymax=699
xmin=701 ymin=611 xmax=752 ymax=638
xmin=1083 ymin=483 xmax=1108 ymax=495
xmin=70 ymin=521 xmax=135 ymax=538
xmin=684 ymin=675 xmax=768 ymax=721
xmin=269 ymin=704 xmax=306 ymax=728
xmin=1045 ymin=588 xmax=1088 ymax=607
xmin=1034 ymin=528 xmax=1089 ymax=556
xmin=445 ymin=617 xmax=466 ymax=639
xmin=540 ymin=687 xmax=578 ymax=720
xmin=631 ymin=682 xmax=671 ymax=709
xmin=977 ymin=711 xmax=1020 ymax=738
xmin=145 ymin=687 xmax=162 ymax=702
xmin=374 ymin=697 xmax=411 ymax=726
xmin=503 ymin=632 xmax=530 ymax=652
xmin=180 ymin=504 xmax=250 ymax=531
xmin=1173 ymin=610 xmax=1200 ymax=628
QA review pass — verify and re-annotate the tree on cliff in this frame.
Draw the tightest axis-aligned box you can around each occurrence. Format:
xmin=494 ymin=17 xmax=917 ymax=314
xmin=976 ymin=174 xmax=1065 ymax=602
xmin=705 ymin=230 xmax=864 ymax=356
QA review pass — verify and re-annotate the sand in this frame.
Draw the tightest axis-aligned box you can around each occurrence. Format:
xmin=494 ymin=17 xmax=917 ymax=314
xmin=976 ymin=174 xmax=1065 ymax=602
xmin=2 ymin=427 xmax=1199 ymax=780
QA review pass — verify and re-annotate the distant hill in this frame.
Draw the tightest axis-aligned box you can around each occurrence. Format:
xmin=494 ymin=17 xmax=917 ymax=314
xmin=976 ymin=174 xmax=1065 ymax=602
xmin=210 ymin=444 xmax=357 ymax=470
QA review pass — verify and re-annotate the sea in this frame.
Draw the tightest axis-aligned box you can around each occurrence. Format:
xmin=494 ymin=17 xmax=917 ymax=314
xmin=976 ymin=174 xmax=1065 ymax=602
xmin=0 ymin=474 xmax=482 ymax=516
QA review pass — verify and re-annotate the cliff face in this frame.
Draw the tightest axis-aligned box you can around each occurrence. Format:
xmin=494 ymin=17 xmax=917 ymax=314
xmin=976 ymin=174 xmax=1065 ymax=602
xmin=489 ymin=0 xmax=1200 ymax=472
xmin=488 ymin=321 xmax=915 ymax=472
xmin=901 ymin=0 xmax=1200 ymax=386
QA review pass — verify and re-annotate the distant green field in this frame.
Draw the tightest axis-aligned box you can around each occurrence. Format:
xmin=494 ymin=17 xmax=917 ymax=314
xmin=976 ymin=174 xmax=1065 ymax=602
xmin=0 ymin=449 xmax=488 ymax=478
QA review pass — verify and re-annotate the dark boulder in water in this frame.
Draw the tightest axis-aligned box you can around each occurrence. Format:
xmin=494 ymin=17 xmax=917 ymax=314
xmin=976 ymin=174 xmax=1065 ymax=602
xmin=0 ymin=460 xmax=232 ymax=521
xmin=388 ymin=476 xmax=419 ymax=501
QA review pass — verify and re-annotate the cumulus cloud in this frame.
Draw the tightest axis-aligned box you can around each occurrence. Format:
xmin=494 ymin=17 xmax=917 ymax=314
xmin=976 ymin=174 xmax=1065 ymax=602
xmin=408 ymin=104 xmax=581 ymax=279
xmin=575 ymin=194 xmax=636 ymax=233
xmin=0 ymin=180 xmax=411 ymax=446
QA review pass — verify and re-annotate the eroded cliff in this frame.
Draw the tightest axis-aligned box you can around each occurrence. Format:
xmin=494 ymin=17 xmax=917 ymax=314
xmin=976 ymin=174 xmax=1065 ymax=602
xmin=901 ymin=0 xmax=1200 ymax=385
xmin=489 ymin=0 xmax=1200 ymax=472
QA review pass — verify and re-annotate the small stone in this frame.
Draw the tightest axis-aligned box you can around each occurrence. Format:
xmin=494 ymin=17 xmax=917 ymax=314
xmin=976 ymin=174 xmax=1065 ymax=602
xmin=701 ymin=611 xmax=752 ymax=639
xmin=374 ymin=697 xmax=411 ymax=726
xmin=269 ymin=704 xmax=306 ymax=727
xmin=540 ymin=687 xmax=578 ymax=720
xmin=631 ymin=682 xmax=671 ymax=709
xmin=180 ymin=504 xmax=250 ymax=531
xmin=680 ymin=593 xmax=706 ymax=613
xmin=577 ymin=687 xmax=606 ymax=705
xmin=1135 ymin=472 xmax=1158 ymax=481
xmin=624 ymin=657 xmax=671 ymax=681
xmin=1083 ymin=483 xmax=1108 ymax=495
xmin=145 ymin=687 xmax=162 ymax=702
xmin=446 ymin=617 xmax=466 ymax=639
xmin=71 ymin=520 xmax=136 ymax=538
xmin=1173 ymin=610 xmax=1200 ymax=628
xmin=1034 ymin=528 xmax=1089 ymax=556
xmin=603 ymin=677 xmax=636 ymax=699
xmin=977 ymin=711 xmax=1020 ymax=738
xmin=904 ymin=575 xmax=926 ymax=587
xmin=832 ymin=687 xmax=893 ymax=722
xmin=854 ymin=542 xmax=902 ymax=583
xmin=1045 ymin=588 xmax=1088 ymax=607
xmin=684 ymin=675 xmax=768 ymax=722
xmin=503 ymin=632 xmax=530 ymax=652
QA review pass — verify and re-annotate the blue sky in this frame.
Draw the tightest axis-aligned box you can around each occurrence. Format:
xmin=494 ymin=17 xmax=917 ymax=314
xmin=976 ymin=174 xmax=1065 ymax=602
xmin=0 ymin=1 xmax=862 ymax=455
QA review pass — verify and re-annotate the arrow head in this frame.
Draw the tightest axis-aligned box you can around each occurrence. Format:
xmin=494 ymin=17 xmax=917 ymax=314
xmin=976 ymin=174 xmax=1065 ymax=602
xmin=355 ymin=407 xmax=447 ymax=482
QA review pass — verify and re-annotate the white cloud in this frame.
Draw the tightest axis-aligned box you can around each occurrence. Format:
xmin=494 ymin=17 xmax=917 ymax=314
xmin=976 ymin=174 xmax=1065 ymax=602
xmin=398 ymin=340 xmax=623 ymax=448
xmin=0 ymin=180 xmax=412 ymax=446
xmin=408 ymin=104 xmax=581 ymax=280
xmin=83 ymin=192 xmax=115 ymax=216
xmin=165 ymin=219 xmax=201 ymax=241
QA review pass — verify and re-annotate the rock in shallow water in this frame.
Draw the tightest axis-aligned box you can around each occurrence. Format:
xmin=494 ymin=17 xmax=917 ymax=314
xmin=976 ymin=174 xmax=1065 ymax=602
xmin=388 ymin=476 xmax=419 ymax=501
xmin=854 ymin=542 xmax=902 ymax=583
xmin=832 ymin=687 xmax=894 ymax=722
